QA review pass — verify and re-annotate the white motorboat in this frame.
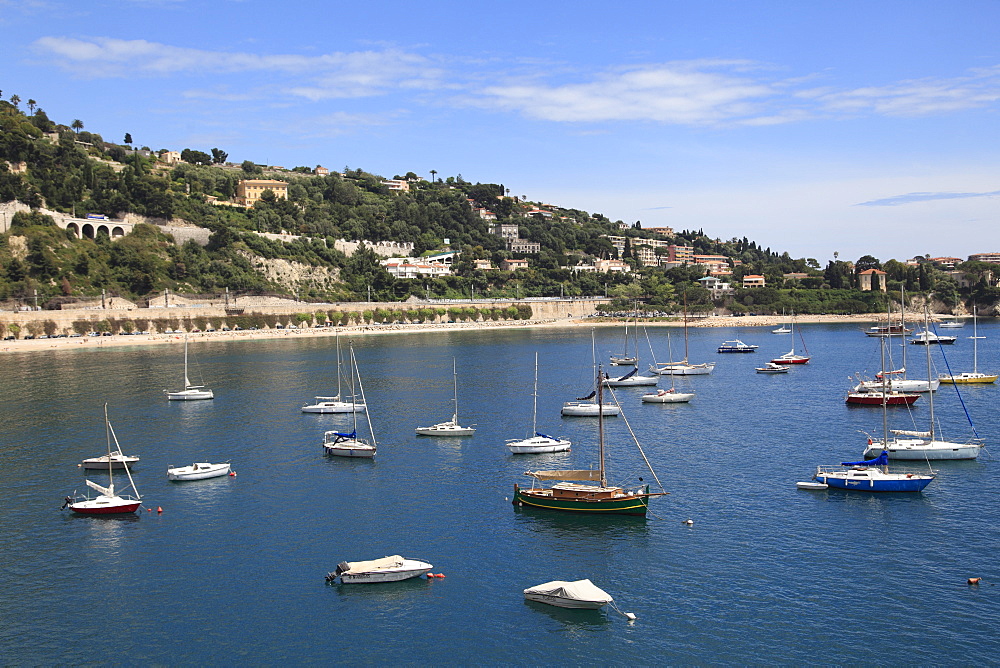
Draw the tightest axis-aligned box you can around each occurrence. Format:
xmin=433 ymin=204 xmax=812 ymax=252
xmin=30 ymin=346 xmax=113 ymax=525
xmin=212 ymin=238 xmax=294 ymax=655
xmin=167 ymin=461 xmax=231 ymax=481
xmin=81 ymin=450 xmax=139 ymax=470
xmin=910 ymin=330 xmax=957 ymax=345
xmin=166 ymin=336 xmax=214 ymax=400
xmin=416 ymin=359 xmax=475 ymax=436
xmin=755 ymin=362 xmax=789 ymax=374
xmin=327 ymin=555 xmax=433 ymax=583
xmin=323 ymin=347 xmax=377 ymax=458
xmin=717 ymin=339 xmax=758 ymax=353
xmin=302 ymin=333 xmax=366 ymax=413
xmin=641 ymin=388 xmax=694 ymax=403
xmin=796 ymin=481 xmax=828 ymax=490
xmin=63 ymin=405 xmax=142 ymax=515
xmin=523 ymin=579 xmax=614 ymax=610
xmin=508 ymin=353 xmax=571 ymax=454
xmin=937 ymin=316 xmax=964 ymax=329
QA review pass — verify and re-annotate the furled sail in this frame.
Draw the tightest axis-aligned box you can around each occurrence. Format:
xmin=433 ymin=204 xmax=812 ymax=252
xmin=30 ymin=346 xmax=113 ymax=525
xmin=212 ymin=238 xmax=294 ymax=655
xmin=86 ymin=480 xmax=114 ymax=497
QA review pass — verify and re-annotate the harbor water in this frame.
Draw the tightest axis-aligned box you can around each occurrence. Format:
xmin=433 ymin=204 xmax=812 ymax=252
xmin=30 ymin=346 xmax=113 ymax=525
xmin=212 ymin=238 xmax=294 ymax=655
xmin=1 ymin=322 xmax=998 ymax=664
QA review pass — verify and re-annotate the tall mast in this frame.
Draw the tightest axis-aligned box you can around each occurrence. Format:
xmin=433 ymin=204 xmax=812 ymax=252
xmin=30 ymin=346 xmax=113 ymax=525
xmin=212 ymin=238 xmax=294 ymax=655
xmin=924 ymin=307 xmax=935 ymax=440
xmin=452 ymin=358 xmax=460 ymax=423
xmin=880 ymin=336 xmax=889 ymax=468
xmin=683 ymin=294 xmax=689 ymax=362
xmin=183 ymin=336 xmax=191 ymax=388
xmin=353 ymin=346 xmax=376 ymax=449
xmin=972 ymin=304 xmax=982 ymax=374
xmin=531 ymin=352 xmax=539 ymax=434
xmin=597 ymin=363 xmax=607 ymax=487
xmin=336 ymin=332 xmax=342 ymax=399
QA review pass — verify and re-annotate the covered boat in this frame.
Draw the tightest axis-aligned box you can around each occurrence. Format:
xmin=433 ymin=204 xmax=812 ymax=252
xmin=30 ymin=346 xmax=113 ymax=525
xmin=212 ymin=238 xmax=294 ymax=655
xmin=717 ymin=339 xmax=758 ymax=353
xmin=326 ymin=555 xmax=432 ymax=583
xmin=81 ymin=450 xmax=139 ymax=470
xmin=523 ymin=579 xmax=614 ymax=609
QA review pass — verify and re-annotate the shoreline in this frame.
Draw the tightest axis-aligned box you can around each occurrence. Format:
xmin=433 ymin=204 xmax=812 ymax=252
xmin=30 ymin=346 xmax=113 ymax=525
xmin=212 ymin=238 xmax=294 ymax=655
xmin=0 ymin=313 xmax=885 ymax=354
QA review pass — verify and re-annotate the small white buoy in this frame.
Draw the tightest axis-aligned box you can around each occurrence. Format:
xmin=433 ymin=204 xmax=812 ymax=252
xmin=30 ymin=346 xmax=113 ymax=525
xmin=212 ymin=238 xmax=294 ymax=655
xmin=683 ymin=519 xmax=694 ymax=526
xmin=625 ymin=612 xmax=637 ymax=621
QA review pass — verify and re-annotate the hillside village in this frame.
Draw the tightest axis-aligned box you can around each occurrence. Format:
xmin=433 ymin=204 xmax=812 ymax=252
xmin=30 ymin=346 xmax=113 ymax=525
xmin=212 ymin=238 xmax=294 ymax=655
xmin=3 ymin=93 xmax=1000 ymax=327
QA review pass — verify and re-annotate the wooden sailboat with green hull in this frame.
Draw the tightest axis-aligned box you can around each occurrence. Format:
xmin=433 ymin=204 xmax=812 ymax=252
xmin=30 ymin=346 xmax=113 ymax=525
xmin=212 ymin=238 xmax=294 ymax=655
xmin=512 ymin=364 xmax=666 ymax=516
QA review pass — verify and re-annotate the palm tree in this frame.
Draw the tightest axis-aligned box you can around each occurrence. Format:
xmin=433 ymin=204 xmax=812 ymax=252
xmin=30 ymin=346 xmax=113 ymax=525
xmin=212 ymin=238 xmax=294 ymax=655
xmin=429 ymin=169 xmax=437 ymax=183
xmin=71 ymin=119 xmax=83 ymax=134
xmin=10 ymin=94 xmax=20 ymax=108
xmin=27 ymin=99 xmax=36 ymax=114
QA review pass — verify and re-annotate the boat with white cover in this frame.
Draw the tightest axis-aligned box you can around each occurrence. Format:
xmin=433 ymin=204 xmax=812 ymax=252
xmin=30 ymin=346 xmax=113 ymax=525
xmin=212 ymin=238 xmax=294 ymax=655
xmin=508 ymin=353 xmax=571 ymax=454
xmin=756 ymin=362 xmax=789 ymax=374
xmin=81 ymin=450 xmax=139 ymax=470
xmin=166 ymin=336 xmax=214 ymax=400
xmin=302 ymin=333 xmax=365 ymax=413
xmin=416 ymin=358 xmax=475 ymax=436
xmin=167 ymin=461 xmax=231 ymax=480
xmin=323 ymin=347 xmax=377 ymax=458
xmin=523 ymin=579 xmax=614 ymax=609
xmin=327 ymin=555 xmax=432 ymax=583
xmin=63 ymin=404 xmax=142 ymax=515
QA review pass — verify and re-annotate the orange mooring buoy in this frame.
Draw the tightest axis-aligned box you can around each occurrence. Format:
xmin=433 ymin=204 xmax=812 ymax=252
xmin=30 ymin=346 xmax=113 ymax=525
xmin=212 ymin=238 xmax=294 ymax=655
xmin=968 ymin=577 xmax=982 ymax=585
xmin=157 ymin=506 xmax=163 ymax=513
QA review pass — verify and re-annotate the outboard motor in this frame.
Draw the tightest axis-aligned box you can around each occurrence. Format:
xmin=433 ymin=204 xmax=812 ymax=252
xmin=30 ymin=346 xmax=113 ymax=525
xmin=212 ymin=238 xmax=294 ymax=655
xmin=335 ymin=561 xmax=351 ymax=577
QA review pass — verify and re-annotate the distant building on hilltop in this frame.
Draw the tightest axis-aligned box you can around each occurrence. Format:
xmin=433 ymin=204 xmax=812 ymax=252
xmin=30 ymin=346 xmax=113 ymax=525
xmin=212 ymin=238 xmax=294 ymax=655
xmin=857 ymin=268 xmax=887 ymax=292
xmin=236 ymin=179 xmax=288 ymax=207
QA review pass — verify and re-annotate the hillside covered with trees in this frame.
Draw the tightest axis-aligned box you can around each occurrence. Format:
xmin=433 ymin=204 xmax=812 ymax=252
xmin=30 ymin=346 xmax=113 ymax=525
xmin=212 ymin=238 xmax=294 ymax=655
xmin=2 ymin=94 xmax=997 ymax=314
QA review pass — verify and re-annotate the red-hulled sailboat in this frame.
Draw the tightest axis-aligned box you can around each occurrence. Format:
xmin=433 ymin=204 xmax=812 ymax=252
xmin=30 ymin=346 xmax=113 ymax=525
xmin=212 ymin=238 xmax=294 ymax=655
xmin=63 ymin=404 xmax=142 ymax=515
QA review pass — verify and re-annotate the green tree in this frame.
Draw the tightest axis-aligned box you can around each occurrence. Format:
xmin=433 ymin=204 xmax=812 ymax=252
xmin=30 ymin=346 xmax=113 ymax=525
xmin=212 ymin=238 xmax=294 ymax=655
xmin=71 ymin=119 xmax=83 ymax=133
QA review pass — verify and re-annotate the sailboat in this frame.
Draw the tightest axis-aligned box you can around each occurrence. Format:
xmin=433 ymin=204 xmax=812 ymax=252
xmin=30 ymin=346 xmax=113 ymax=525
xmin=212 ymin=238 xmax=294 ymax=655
xmin=770 ymin=313 xmax=809 ymax=364
xmin=858 ymin=289 xmax=938 ymax=392
xmin=862 ymin=308 xmax=984 ymax=460
xmin=322 ymin=347 xmax=377 ymax=457
xmin=63 ymin=404 xmax=143 ymax=515
xmin=514 ymin=365 xmax=666 ymax=514
xmin=166 ymin=335 xmax=214 ymax=400
xmin=302 ymin=333 xmax=367 ymax=413
xmin=416 ymin=358 xmax=476 ymax=436
xmin=609 ymin=305 xmax=638 ymax=366
xmin=507 ymin=352 xmax=571 ymax=454
xmin=562 ymin=330 xmax=621 ymax=416
xmin=812 ymin=338 xmax=936 ymax=491
xmin=647 ymin=297 xmax=715 ymax=375
xmin=642 ymin=332 xmax=694 ymax=403
xmin=940 ymin=305 xmax=997 ymax=384
xmin=604 ymin=318 xmax=658 ymax=386
xmin=772 ymin=309 xmax=791 ymax=334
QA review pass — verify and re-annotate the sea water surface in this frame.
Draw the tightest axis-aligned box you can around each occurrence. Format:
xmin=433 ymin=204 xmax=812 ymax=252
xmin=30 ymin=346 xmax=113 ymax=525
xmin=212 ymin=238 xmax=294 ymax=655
xmin=2 ymin=322 xmax=999 ymax=664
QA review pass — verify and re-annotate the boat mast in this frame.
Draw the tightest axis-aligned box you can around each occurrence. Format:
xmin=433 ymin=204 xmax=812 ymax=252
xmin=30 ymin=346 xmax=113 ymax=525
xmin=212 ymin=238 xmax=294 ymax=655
xmin=682 ymin=294 xmax=689 ymax=362
xmin=336 ymin=332 xmax=342 ymax=400
xmin=352 ymin=346 xmax=376 ymax=448
xmin=880 ymin=336 xmax=889 ymax=462
xmin=107 ymin=406 xmax=140 ymax=500
xmin=597 ymin=363 xmax=607 ymax=488
xmin=924 ymin=307 xmax=935 ymax=440
xmin=348 ymin=346 xmax=359 ymax=436
xmin=452 ymin=357 xmax=460 ymax=423
xmin=183 ymin=336 xmax=191 ymax=389
xmin=972 ymin=304 xmax=982 ymax=374
xmin=531 ymin=351 xmax=539 ymax=435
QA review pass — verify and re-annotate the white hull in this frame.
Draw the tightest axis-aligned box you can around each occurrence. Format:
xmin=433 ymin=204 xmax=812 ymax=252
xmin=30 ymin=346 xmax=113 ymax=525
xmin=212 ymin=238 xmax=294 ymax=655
xmin=301 ymin=401 xmax=366 ymax=414
xmin=507 ymin=435 xmax=572 ymax=454
xmin=642 ymin=389 xmax=694 ymax=403
xmin=334 ymin=559 xmax=432 ymax=583
xmin=864 ymin=439 xmax=982 ymax=460
xmin=167 ymin=388 xmax=214 ymax=401
xmin=324 ymin=442 xmax=376 ymax=458
xmin=608 ymin=357 xmax=637 ymax=366
xmin=861 ymin=378 xmax=939 ymax=393
xmin=167 ymin=462 xmax=231 ymax=480
xmin=81 ymin=453 xmax=138 ymax=469
xmin=648 ymin=363 xmax=715 ymax=376
xmin=561 ymin=402 xmax=620 ymax=416
xmin=602 ymin=374 xmax=658 ymax=387
xmin=415 ymin=421 xmax=475 ymax=436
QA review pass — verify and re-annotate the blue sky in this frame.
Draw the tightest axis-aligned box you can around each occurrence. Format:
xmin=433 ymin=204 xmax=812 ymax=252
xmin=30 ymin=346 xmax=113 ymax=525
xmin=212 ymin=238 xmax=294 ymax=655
xmin=3 ymin=0 xmax=1000 ymax=264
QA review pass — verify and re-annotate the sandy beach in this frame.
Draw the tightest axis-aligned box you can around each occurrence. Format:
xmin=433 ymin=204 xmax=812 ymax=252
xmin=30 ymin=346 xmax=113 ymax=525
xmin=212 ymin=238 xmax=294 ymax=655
xmin=0 ymin=312 xmax=886 ymax=354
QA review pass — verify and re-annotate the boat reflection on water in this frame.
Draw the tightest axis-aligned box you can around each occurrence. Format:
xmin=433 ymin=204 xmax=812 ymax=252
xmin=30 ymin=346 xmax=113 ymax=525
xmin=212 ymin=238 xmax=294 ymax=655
xmin=329 ymin=573 xmax=432 ymax=601
xmin=512 ymin=504 xmax=651 ymax=543
xmin=522 ymin=597 xmax=613 ymax=630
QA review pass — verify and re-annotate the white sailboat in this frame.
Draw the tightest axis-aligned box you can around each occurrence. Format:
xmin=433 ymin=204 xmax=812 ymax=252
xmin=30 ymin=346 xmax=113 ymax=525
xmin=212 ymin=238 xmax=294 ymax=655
xmin=166 ymin=335 xmax=214 ymax=400
xmin=323 ymin=347 xmax=377 ymax=457
xmin=772 ymin=309 xmax=791 ymax=334
xmin=416 ymin=358 xmax=476 ymax=436
xmin=864 ymin=308 xmax=984 ymax=460
xmin=859 ymin=291 xmax=938 ymax=392
xmin=562 ymin=330 xmax=621 ymax=416
xmin=940 ymin=305 xmax=997 ymax=384
xmin=647 ymin=298 xmax=715 ymax=375
xmin=609 ymin=304 xmax=638 ymax=366
xmin=508 ymin=352 xmax=571 ymax=454
xmin=642 ymin=332 xmax=694 ymax=403
xmin=63 ymin=404 xmax=143 ymax=515
xmin=302 ymin=333 xmax=367 ymax=413
xmin=604 ymin=319 xmax=658 ymax=386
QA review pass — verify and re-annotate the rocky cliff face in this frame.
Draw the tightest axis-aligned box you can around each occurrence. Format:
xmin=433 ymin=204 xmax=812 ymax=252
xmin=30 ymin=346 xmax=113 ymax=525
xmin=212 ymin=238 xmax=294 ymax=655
xmin=237 ymin=250 xmax=340 ymax=293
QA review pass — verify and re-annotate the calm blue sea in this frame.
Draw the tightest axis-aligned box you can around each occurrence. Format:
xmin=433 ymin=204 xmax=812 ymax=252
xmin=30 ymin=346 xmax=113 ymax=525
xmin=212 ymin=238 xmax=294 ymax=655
xmin=2 ymin=322 xmax=999 ymax=665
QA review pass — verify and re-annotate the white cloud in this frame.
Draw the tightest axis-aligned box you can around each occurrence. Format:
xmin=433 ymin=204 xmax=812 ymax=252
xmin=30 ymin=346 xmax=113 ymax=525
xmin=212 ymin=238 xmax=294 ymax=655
xmin=32 ymin=36 xmax=444 ymax=99
xmin=856 ymin=189 xmax=1000 ymax=207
